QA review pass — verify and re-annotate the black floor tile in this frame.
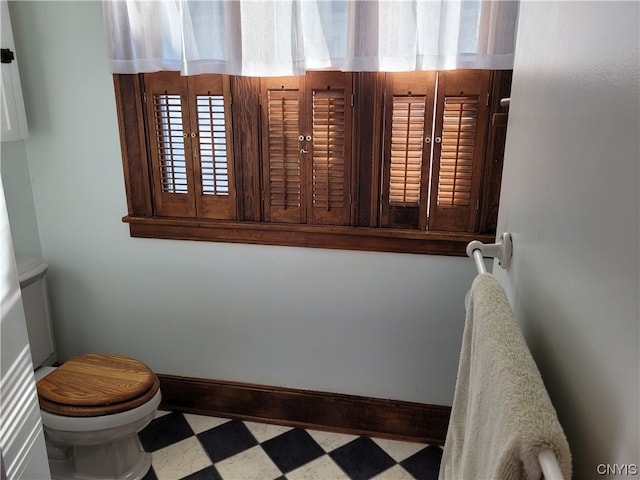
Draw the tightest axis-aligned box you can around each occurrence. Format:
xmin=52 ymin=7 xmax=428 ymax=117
xmin=400 ymin=445 xmax=443 ymax=480
xmin=197 ymin=419 xmax=258 ymax=463
xmin=141 ymin=466 xmax=157 ymax=480
xmin=139 ymin=412 xmax=195 ymax=452
xmin=261 ymin=428 xmax=325 ymax=474
xmin=329 ymin=437 xmax=396 ymax=480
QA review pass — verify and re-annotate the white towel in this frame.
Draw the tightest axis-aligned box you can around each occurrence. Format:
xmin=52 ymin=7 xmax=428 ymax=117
xmin=439 ymin=274 xmax=572 ymax=480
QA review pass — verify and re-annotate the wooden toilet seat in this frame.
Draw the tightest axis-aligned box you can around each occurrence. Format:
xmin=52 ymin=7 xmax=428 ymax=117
xmin=37 ymin=353 xmax=160 ymax=417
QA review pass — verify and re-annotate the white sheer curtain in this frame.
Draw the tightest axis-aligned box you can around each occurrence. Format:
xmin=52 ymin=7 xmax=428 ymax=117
xmin=103 ymin=0 xmax=518 ymax=76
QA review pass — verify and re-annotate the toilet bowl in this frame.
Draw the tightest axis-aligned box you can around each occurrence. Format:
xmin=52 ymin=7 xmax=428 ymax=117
xmin=17 ymin=256 xmax=161 ymax=480
xmin=35 ymin=354 xmax=161 ymax=480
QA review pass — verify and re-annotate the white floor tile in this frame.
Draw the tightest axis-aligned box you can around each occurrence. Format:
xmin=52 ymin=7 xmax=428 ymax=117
xmin=214 ymin=445 xmax=282 ymax=480
xmin=183 ymin=413 xmax=230 ymax=435
xmin=244 ymin=421 xmax=293 ymax=443
xmin=372 ymin=437 xmax=428 ymax=462
xmin=306 ymin=429 xmax=358 ymax=452
xmin=286 ymin=454 xmax=351 ymax=480
xmin=151 ymin=436 xmax=212 ymax=480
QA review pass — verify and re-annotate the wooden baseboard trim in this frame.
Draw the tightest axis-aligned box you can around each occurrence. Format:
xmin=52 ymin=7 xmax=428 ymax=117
xmin=157 ymin=374 xmax=450 ymax=445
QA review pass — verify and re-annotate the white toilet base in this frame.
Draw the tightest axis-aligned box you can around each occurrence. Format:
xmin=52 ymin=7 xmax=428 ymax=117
xmin=36 ymin=367 xmax=160 ymax=480
xmin=46 ymin=433 xmax=151 ymax=480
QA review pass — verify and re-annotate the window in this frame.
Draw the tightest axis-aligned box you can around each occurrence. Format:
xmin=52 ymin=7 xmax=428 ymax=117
xmin=113 ymin=70 xmax=511 ymax=255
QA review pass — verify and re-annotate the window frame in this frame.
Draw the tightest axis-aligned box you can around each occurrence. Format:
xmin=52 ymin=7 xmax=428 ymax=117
xmin=113 ymin=70 xmax=511 ymax=256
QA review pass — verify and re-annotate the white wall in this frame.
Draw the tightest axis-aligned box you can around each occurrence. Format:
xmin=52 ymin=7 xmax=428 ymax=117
xmin=1 ymin=140 xmax=41 ymax=257
xmin=3 ymin=1 xmax=477 ymax=406
xmin=495 ymin=2 xmax=639 ymax=478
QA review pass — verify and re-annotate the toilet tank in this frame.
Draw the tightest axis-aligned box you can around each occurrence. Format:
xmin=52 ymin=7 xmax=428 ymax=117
xmin=16 ymin=256 xmax=57 ymax=368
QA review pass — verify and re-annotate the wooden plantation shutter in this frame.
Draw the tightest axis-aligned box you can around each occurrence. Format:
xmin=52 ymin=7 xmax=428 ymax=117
xmin=262 ymin=77 xmax=305 ymax=223
xmin=262 ymin=72 xmax=353 ymax=226
xmin=143 ymin=72 xmax=236 ymax=219
xmin=189 ymin=75 xmax=236 ymax=220
xmin=307 ymin=72 xmax=353 ymax=226
xmin=144 ymin=72 xmax=195 ymax=217
xmin=381 ymin=72 xmax=436 ymax=229
xmin=429 ymin=70 xmax=489 ymax=232
xmin=478 ymin=70 xmax=512 ymax=234
xmin=381 ymin=71 xmax=490 ymax=232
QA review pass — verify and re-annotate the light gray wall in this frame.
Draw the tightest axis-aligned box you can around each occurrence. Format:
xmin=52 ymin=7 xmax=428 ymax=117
xmin=5 ymin=1 xmax=477 ymax=406
xmin=494 ymin=1 xmax=639 ymax=478
xmin=1 ymin=140 xmax=41 ymax=258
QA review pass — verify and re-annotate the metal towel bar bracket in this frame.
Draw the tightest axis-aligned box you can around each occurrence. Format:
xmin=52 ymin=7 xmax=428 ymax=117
xmin=466 ymin=232 xmax=512 ymax=273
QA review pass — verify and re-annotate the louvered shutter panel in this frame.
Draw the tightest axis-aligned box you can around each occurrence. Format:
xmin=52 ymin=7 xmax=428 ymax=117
xmin=389 ymin=96 xmax=426 ymax=205
xmin=144 ymin=72 xmax=196 ymax=217
xmin=429 ymin=70 xmax=489 ymax=232
xmin=478 ymin=70 xmax=512 ymax=234
xmin=188 ymin=75 xmax=236 ymax=220
xmin=307 ymin=72 xmax=353 ymax=226
xmin=262 ymin=77 xmax=305 ymax=223
xmin=381 ymin=72 xmax=435 ymax=229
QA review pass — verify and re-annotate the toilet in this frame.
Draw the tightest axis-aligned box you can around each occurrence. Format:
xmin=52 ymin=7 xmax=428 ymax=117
xmin=17 ymin=256 xmax=161 ymax=480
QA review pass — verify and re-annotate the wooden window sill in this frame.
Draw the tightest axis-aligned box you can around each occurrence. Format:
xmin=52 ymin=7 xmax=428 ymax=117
xmin=122 ymin=215 xmax=494 ymax=256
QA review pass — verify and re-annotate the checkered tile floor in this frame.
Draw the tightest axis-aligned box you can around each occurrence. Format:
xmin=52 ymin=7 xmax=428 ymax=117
xmin=140 ymin=411 xmax=443 ymax=480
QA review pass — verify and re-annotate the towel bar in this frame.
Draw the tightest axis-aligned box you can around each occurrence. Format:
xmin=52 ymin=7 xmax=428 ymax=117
xmin=466 ymin=234 xmax=565 ymax=480
xmin=539 ymin=448 xmax=565 ymax=479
